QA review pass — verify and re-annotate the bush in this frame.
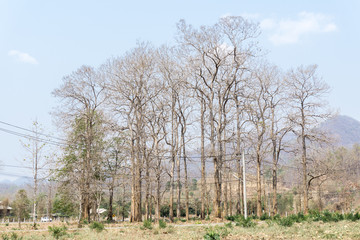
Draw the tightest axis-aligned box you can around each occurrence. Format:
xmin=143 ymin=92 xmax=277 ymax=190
xmin=273 ymin=214 xmax=281 ymax=220
xmin=226 ymin=214 xmax=243 ymax=222
xmin=309 ymin=210 xmax=322 ymax=222
xmin=321 ymin=211 xmax=333 ymax=223
xmin=278 ymin=216 xmax=294 ymax=227
xmin=48 ymin=225 xmax=67 ymax=240
xmin=89 ymin=221 xmax=105 ymax=232
xmin=204 ymin=226 xmax=229 ymax=239
xmin=226 ymin=215 xmax=237 ymax=221
xmin=142 ymin=219 xmax=152 ymax=230
xmin=334 ymin=212 xmax=344 ymax=221
xmin=203 ymin=228 xmax=220 ymax=240
xmin=286 ymin=212 xmax=306 ymax=223
xmin=296 ymin=212 xmax=306 ymax=222
xmin=260 ymin=213 xmax=271 ymax=221
xmin=1 ymin=232 xmax=23 ymax=240
xmin=158 ymin=219 xmax=166 ymax=229
xmin=345 ymin=213 xmax=355 ymax=221
xmin=235 ymin=217 xmax=256 ymax=228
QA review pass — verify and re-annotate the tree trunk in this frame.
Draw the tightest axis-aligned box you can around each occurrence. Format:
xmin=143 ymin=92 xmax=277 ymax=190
xmin=318 ymin=183 xmax=323 ymax=211
xmin=176 ymin=154 xmax=181 ymax=218
xmin=272 ymin=162 xmax=278 ymax=216
xmin=200 ymin=99 xmax=206 ymax=219
xmin=235 ymin=94 xmax=243 ymax=215
xmin=301 ymin=110 xmax=308 ymax=214
xmin=107 ymin=186 xmax=114 ymax=221
xmin=156 ymin=175 xmax=161 ymax=222
xmin=256 ymin=154 xmax=262 ymax=217
xmin=145 ymin=156 xmax=150 ymax=220
xmin=169 ymin=89 xmax=176 ymax=222
xmin=182 ymin=129 xmax=189 ymax=220
xmin=229 ymin=172 xmax=233 ymax=216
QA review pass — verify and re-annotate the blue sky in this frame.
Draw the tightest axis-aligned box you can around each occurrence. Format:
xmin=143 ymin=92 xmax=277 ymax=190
xmin=0 ymin=0 xmax=359 ymax=181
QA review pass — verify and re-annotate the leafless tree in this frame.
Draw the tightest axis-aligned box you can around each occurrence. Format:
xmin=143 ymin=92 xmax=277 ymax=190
xmin=21 ymin=121 xmax=48 ymax=224
xmin=52 ymin=65 xmax=107 ymax=222
xmin=286 ymin=64 xmax=331 ymax=214
xmin=177 ymin=16 xmax=259 ymax=218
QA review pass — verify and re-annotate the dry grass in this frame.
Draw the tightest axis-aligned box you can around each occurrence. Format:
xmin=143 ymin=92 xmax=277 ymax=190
xmin=2 ymin=220 xmax=360 ymax=239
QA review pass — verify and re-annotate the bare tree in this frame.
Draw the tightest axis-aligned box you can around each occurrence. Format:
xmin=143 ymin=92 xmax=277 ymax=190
xmin=105 ymin=43 xmax=161 ymax=222
xmin=245 ymin=64 xmax=272 ymax=217
xmin=52 ymin=65 xmax=107 ymax=222
xmin=286 ymin=64 xmax=331 ymax=214
xmin=264 ymin=66 xmax=291 ymax=216
xmin=21 ymin=121 xmax=48 ymax=224
xmin=104 ymin=133 xmax=129 ymax=221
xmin=177 ymin=16 xmax=259 ymax=218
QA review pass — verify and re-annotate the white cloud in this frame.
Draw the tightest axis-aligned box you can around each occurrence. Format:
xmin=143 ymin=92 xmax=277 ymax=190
xmin=260 ymin=12 xmax=337 ymax=45
xmin=8 ymin=50 xmax=38 ymax=64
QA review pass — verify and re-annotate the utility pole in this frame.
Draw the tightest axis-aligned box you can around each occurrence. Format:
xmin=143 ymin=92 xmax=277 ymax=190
xmin=242 ymin=150 xmax=247 ymax=219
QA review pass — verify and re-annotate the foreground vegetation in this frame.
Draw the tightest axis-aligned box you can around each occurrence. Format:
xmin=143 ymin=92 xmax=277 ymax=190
xmin=3 ymin=212 xmax=360 ymax=239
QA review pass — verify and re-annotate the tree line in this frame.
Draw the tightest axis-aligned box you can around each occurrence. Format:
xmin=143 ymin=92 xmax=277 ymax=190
xmin=49 ymin=16 xmax=336 ymax=223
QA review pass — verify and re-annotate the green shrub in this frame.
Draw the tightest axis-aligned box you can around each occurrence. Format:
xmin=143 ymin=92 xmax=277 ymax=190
xmin=309 ymin=210 xmax=321 ymax=222
xmin=1 ymin=233 xmax=9 ymax=240
xmin=48 ymin=225 xmax=67 ymax=240
xmin=1 ymin=232 xmax=23 ymax=240
xmin=345 ymin=213 xmax=355 ymax=221
xmin=82 ymin=219 xmax=89 ymax=225
xmin=278 ymin=216 xmax=294 ymax=227
xmin=142 ymin=219 xmax=152 ymax=230
xmin=273 ymin=214 xmax=281 ymax=220
xmin=321 ymin=211 xmax=333 ymax=223
xmin=296 ymin=212 xmax=306 ymax=222
xmin=334 ymin=212 xmax=344 ymax=221
xmin=235 ymin=217 xmax=256 ymax=228
xmin=89 ymin=221 xmax=105 ymax=232
xmin=260 ymin=213 xmax=271 ymax=221
xmin=203 ymin=228 xmax=220 ymax=240
xmin=226 ymin=215 xmax=237 ymax=221
xmin=158 ymin=219 xmax=167 ymax=229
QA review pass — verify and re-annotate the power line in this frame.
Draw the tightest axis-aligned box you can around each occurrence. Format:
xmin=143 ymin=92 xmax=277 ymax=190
xmin=0 ymin=120 xmax=67 ymax=143
xmin=0 ymin=127 xmax=67 ymax=147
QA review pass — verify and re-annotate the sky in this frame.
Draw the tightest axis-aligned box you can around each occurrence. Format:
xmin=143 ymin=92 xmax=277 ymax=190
xmin=0 ymin=0 xmax=359 ymax=181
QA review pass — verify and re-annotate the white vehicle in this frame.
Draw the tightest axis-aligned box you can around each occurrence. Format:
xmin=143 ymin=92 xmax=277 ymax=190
xmin=41 ymin=217 xmax=52 ymax=222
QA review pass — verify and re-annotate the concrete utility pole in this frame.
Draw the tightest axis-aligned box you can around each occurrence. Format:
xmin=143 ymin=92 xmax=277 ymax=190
xmin=242 ymin=150 xmax=247 ymax=219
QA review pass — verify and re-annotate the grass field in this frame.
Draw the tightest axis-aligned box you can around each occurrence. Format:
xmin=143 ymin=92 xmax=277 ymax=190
xmin=2 ymin=218 xmax=360 ymax=240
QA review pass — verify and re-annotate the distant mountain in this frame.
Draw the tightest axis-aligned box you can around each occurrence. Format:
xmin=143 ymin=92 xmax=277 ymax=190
xmin=320 ymin=115 xmax=360 ymax=147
